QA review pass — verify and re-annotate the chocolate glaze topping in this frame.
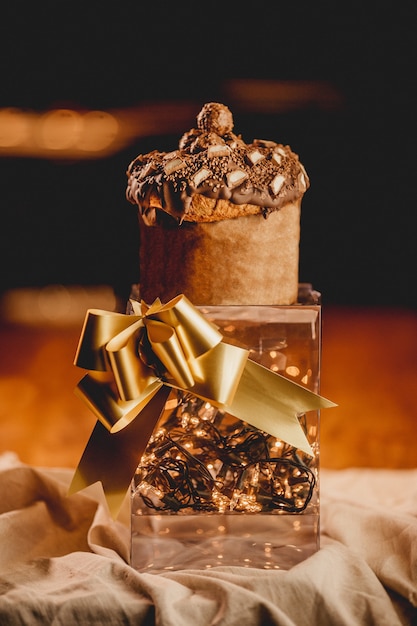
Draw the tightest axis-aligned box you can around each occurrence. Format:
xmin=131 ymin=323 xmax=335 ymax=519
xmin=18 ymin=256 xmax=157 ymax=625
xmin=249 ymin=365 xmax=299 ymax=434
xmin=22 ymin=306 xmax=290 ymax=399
xmin=126 ymin=102 xmax=309 ymax=225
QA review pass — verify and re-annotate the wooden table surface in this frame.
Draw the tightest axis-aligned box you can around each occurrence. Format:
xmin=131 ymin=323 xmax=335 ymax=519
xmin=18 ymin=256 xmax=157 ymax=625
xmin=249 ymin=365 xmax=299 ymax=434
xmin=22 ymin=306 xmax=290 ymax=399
xmin=1 ymin=298 xmax=416 ymax=470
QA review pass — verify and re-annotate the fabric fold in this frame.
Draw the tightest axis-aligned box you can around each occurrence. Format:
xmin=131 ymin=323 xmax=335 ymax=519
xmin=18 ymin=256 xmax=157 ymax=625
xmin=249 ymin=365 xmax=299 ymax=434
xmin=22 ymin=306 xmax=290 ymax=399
xmin=1 ymin=455 xmax=416 ymax=626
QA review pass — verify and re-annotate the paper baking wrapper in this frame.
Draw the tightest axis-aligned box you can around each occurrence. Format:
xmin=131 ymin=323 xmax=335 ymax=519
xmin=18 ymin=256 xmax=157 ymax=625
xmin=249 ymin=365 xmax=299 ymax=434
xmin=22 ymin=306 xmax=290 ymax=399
xmin=138 ymin=200 xmax=301 ymax=306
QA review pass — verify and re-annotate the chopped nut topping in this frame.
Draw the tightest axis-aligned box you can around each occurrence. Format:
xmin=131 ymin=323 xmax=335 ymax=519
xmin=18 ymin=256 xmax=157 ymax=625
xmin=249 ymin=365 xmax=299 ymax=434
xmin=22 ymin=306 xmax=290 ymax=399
xmin=270 ymin=174 xmax=285 ymax=196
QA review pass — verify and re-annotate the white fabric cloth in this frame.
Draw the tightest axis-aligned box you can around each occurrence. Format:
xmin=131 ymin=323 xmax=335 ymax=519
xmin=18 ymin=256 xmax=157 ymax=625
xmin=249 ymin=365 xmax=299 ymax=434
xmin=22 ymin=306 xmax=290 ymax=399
xmin=0 ymin=452 xmax=416 ymax=625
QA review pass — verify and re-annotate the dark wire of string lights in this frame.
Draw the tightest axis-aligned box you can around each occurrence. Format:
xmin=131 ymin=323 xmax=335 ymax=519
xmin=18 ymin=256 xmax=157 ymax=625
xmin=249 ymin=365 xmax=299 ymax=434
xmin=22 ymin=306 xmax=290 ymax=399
xmin=133 ymin=392 xmax=316 ymax=515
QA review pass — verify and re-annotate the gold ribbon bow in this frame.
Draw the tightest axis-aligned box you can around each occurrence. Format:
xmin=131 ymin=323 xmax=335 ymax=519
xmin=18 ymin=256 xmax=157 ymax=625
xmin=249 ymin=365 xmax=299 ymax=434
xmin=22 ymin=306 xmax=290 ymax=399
xmin=69 ymin=294 xmax=336 ymax=516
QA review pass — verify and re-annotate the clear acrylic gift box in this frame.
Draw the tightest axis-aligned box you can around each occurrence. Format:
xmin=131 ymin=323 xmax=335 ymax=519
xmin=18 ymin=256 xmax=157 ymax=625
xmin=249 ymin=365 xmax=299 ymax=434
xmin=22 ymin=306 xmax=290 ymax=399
xmin=130 ymin=285 xmax=322 ymax=573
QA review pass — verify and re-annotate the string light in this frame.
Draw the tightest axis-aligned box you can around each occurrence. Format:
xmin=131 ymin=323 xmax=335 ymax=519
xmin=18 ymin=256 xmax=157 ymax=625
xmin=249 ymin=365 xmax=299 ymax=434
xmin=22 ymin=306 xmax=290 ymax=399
xmin=133 ymin=391 xmax=316 ymax=516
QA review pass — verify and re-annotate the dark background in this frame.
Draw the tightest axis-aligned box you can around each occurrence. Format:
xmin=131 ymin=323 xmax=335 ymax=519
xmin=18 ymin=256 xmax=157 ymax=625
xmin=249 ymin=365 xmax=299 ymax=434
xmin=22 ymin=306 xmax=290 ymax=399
xmin=0 ymin=1 xmax=415 ymax=308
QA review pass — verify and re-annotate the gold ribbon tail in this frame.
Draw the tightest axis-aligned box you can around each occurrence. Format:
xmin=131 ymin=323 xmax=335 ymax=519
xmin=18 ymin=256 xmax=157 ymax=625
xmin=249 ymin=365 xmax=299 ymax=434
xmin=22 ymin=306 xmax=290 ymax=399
xmin=68 ymin=384 xmax=172 ymax=517
xmin=228 ymin=359 xmax=337 ymax=456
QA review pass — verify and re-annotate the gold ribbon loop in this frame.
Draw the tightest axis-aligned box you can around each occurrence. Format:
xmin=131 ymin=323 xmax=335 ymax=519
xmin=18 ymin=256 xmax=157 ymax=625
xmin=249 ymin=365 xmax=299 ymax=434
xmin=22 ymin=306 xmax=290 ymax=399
xmin=75 ymin=372 xmax=163 ymax=434
xmin=148 ymin=294 xmax=223 ymax=360
xmin=106 ymin=319 xmax=158 ymax=401
xmin=74 ymin=308 xmax=141 ymax=371
xmin=145 ymin=318 xmax=195 ymax=389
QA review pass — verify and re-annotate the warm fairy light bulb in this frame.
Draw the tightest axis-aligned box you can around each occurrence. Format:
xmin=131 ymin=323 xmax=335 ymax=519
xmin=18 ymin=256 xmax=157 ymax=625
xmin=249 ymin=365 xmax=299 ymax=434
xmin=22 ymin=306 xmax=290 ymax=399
xmin=150 ymin=427 xmax=166 ymax=442
xmin=198 ymin=402 xmax=217 ymax=421
xmin=249 ymin=465 xmax=260 ymax=487
xmin=284 ymin=483 xmax=293 ymax=499
xmin=180 ymin=412 xmax=200 ymax=428
xmin=138 ymin=481 xmax=153 ymax=495
xmin=230 ymin=489 xmax=241 ymax=510
xmin=234 ymin=492 xmax=262 ymax=513
xmin=139 ymin=482 xmax=164 ymax=500
xmin=262 ymin=466 xmax=273 ymax=482
xmin=137 ymin=480 xmax=148 ymax=492
xmin=141 ymin=451 xmax=157 ymax=464
xmin=270 ymin=439 xmax=283 ymax=455
xmin=180 ymin=412 xmax=190 ymax=428
xmin=212 ymin=489 xmax=231 ymax=513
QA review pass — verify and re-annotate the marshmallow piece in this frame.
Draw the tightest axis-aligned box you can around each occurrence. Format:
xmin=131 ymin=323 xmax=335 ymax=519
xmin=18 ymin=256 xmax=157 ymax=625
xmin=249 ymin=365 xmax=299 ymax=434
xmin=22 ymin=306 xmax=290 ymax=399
xmin=246 ymin=149 xmax=265 ymax=165
xmin=226 ymin=169 xmax=248 ymax=188
xmin=193 ymin=167 xmax=212 ymax=187
xmin=164 ymin=157 xmax=186 ymax=175
xmin=207 ymin=144 xmax=230 ymax=157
